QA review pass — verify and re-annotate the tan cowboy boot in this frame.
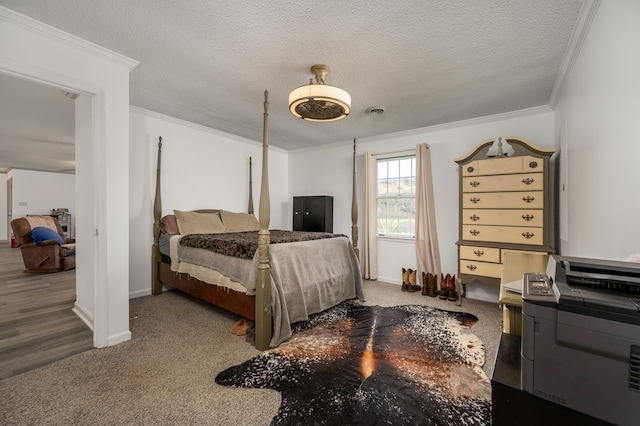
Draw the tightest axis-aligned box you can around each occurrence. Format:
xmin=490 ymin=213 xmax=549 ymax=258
xmin=402 ymin=268 xmax=409 ymax=291
xmin=408 ymin=269 xmax=421 ymax=292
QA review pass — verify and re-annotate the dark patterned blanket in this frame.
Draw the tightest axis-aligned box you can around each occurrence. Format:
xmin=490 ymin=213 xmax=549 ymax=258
xmin=179 ymin=230 xmax=345 ymax=259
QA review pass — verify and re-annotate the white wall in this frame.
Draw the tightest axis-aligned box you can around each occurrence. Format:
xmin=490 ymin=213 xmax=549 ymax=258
xmin=128 ymin=107 xmax=289 ymax=298
xmin=8 ymin=169 xmax=75 ymax=225
xmin=0 ymin=173 xmax=7 ymax=241
xmin=553 ymin=0 xmax=640 ymax=261
xmin=1 ymin=7 xmax=137 ymax=347
xmin=7 ymin=1 xmax=637 ymax=320
xmin=290 ymin=109 xmax=555 ymax=302
xmin=126 ymin=0 xmax=639 ymax=306
xmin=74 ymin=94 xmax=94 ymax=329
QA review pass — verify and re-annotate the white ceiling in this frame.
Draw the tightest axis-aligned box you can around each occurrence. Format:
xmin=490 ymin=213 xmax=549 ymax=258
xmin=0 ymin=0 xmax=584 ymax=173
xmin=0 ymin=74 xmax=76 ymax=173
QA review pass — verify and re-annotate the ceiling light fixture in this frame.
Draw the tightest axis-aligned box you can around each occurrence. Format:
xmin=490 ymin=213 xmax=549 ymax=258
xmin=289 ymin=64 xmax=351 ymax=122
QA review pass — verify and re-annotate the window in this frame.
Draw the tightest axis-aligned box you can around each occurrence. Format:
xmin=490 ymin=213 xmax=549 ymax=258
xmin=376 ymin=156 xmax=416 ymax=238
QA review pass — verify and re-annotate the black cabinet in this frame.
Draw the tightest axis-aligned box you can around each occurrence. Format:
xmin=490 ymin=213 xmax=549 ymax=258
xmin=293 ymin=196 xmax=333 ymax=232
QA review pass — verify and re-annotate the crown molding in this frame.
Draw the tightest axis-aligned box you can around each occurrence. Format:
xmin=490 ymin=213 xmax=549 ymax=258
xmin=290 ymin=105 xmax=553 ymax=154
xmin=0 ymin=6 xmax=138 ymax=70
xmin=130 ymin=105 xmax=288 ymax=154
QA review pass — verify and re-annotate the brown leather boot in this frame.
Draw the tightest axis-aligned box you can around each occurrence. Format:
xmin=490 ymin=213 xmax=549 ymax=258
xmin=408 ymin=269 xmax=421 ymax=292
xmin=428 ymin=273 xmax=438 ymax=297
xmin=439 ymin=273 xmax=450 ymax=299
xmin=421 ymin=272 xmax=429 ymax=295
xmin=447 ymin=274 xmax=459 ymax=302
xmin=402 ymin=268 xmax=409 ymax=291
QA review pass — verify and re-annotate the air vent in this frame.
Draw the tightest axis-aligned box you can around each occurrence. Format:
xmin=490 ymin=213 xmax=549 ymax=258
xmin=365 ymin=106 xmax=386 ymax=115
xmin=630 ymin=345 xmax=640 ymax=391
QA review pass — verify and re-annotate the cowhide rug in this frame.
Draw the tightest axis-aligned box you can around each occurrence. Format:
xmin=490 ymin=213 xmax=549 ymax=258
xmin=215 ymin=301 xmax=491 ymax=425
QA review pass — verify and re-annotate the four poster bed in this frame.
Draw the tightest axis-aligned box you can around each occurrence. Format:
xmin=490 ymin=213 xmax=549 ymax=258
xmin=151 ymin=91 xmax=363 ymax=350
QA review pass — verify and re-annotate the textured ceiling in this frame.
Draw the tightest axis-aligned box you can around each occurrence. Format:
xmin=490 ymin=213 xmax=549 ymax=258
xmin=0 ymin=0 xmax=584 ymax=172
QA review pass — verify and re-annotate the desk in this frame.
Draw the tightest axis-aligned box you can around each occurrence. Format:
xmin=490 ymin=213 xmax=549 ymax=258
xmin=51 ymin=213 xmax=72 ymax=238
xmin=499 ymin=250 xmax=548 ymax=336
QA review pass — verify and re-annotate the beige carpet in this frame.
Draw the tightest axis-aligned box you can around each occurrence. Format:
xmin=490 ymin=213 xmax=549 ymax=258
xmin=0 ymin=280 xmax=501 ymax=425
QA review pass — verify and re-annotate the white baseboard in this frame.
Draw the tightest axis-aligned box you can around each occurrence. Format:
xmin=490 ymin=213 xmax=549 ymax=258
xmin=372 ymin=276 xmax=498 ymax=303
xmin=73 ymin=301 xmax=94 ymax=331
xmin=73 ymin=302 xmax=132 ymax=348
xmin=108 ymin=330 xmax=132 ymax=346
xmin=129 ymin=288 xmax=152 ymax=299
xmin=376 ymin=276 xmax=402 ymax=286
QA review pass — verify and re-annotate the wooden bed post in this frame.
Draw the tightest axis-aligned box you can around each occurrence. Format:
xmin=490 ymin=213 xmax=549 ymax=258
xmin=255 ymin=90 xmax=272 ymax=350
xmin=152 ymin=136 xmax=163 ymax=295
xmin=352 ymin=138 xmax=359 ymax=260
xmin=248 ymin=157 xmax=254 ymax=215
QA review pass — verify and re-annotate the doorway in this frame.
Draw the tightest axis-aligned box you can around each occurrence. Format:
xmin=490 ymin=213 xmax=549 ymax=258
xmin=1 ymin=7 xmax=137 ymax=348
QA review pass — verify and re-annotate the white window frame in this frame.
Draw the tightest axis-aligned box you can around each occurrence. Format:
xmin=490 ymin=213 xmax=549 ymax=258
xmin=376 ymin=155 xmax=416 ymax=239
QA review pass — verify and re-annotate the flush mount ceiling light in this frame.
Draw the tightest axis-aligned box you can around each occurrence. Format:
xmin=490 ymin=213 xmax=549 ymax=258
xmin=289 ymin=64 xmax=351 ymax=122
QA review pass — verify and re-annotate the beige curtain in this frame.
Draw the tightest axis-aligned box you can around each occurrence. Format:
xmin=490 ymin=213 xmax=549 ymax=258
xmin=362 ymin=152 xmax=378 ymax=279
xmin=415 ymin=144 xmax=442 ymax=288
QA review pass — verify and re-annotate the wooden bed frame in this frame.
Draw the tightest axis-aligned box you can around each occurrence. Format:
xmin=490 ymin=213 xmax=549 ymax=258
xmin=151 ymin=91 xmax=360 ymax=350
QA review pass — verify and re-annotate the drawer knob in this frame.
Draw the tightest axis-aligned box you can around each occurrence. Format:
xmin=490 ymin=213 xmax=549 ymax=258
xmin=529 ymin=161 xmax=538 ymax=169
xmin=522 ymin=232 xmax=535 ymax=239
xmin=467 ymin=166 xmax=475 ymax=173
xmin=466 ymin=264 xmax=477 ymax=271
xmin=473 ymin=250 xmax=485 ymax=257
xmin=522 ymin=196 xmax=535 ymax=203
xmin=470 ymin=197 xmax=480 ymax=204
xmin=522 ymin=214 xmax=534 ymax=221
xmin=470 ymin=181 xmax=480 ymax=187
xmin=522 ymin=178 xmax=535 ymax=185
xmin=469 ymin=229 xmax=480 ymax=236
xmin=470 ymin=214 xmax=480 ymax=221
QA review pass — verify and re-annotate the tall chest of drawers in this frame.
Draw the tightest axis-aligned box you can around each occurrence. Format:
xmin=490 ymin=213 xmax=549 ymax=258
xmin=455 ymin=137 xmax=555 ymax=289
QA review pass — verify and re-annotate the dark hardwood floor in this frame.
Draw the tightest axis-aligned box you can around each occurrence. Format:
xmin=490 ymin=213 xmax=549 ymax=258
xmin=0 ymin=243 xmax=93 ymax=379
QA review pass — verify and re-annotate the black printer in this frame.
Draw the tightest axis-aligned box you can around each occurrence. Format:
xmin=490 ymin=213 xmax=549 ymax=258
xmin=521 ymin=255 xmax=640 ymax=426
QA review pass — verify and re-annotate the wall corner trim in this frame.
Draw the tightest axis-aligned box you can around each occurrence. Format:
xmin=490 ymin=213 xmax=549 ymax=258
xmin=548 ymin=0 xmax=601 ymax=109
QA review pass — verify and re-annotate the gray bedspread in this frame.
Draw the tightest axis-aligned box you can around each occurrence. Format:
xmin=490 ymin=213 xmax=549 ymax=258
xmin=159 ymin=233 xmax=172 ymax=257
xmin=177 ymin=235 xmax=364 ymax=347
